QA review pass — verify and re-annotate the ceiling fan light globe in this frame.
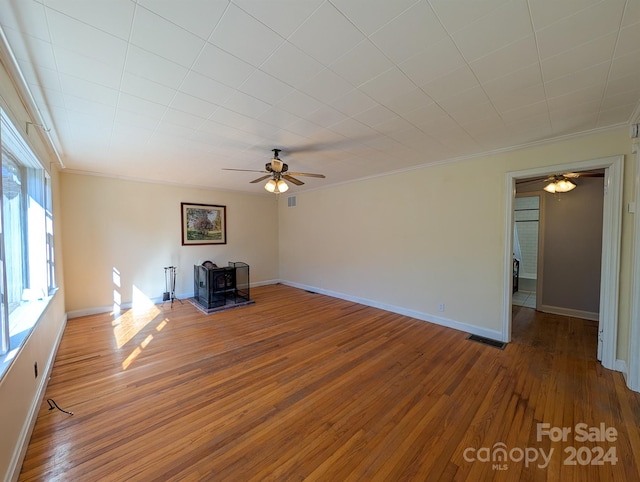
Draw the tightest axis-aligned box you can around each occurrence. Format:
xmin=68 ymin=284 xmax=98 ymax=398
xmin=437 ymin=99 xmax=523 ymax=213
xmin=555 ymin=179 xmax=576 ymax=192
xmin=543 ymin=182 xmax=557 ymax=193
xmin=264 ymin=179 xmax=277 ymax=192
xmin=276 ymin=180 xmax=289 ymax=193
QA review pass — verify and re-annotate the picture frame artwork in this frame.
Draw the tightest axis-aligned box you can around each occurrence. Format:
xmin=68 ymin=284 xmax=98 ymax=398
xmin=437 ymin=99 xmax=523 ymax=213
xmin=181 ymin=203 xmax=227 ymax=245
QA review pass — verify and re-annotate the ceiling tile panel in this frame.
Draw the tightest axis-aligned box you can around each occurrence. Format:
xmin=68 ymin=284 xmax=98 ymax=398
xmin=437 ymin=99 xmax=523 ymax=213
xmin=298 ymin=68 xmax=354 ymax=104
xmin=369 ymin=2 xmax=448 ymax=63
xmin=528 ymin=0 xmax=601 ymax=30
xmin=222 ymin=91 xmax=272 ymax=118
xmin=114 ymin=108 xmax=160 ymax=130
xmin=130 ymin=8 xmax=205 ymax=68
xmin=383 ymin=88 xmax=435 ymax=116
xmin=489 ymin=83 xmax=546 ymax=113
xmin=55 ymin=48 xmax=123 ymax=89
xmin=239 ymin=69 xmax=294 ymax=105
xmin=275 ymin=89 xmax=324 ymax=117
xmin=180 ymin=71 xmax=236 ymax=105
xmin=448 ymin=100 xmax=502 ymax=126
xmin=451 ymin=0 xmax=533 ymax=62
xmin=437 ymin=85 xmax=490 ymax=114
xmin=137 ymin=0 xmax=229 ymax=39
xmin=535 ymin=0 xmax=626 ymax=60
xmin=615 ymin=21 xmax=640 ymax=57
xmin=329 ymin=39 xmax=393 ymax=87
xmin=546 ymin=85 xmax=605 ymax=112
xmin=540 ymin=33 xmax=617 ymax=82
xmin=602 ymin=88 xmax=640 ymax=110
xmin=483 ymin=63 xmax=543 ymax=96
xmin=4 ymin=27 xmax=57 ymax=70
xmin=469 ymin=35 xmax=538 ymax=83
xmin=598 ymin=104 xmax=636 ymax=125
xmin=118 ymin=92 xmax=167 ymax=119
xmin=45 ymin=0 xmax=135 ymax=40
xmin=622 ymin=0 xmax=640 ymax=26
xmin=544 ymin=62 xmax=610 ymax=98
xmin=0 ymin=1 xmax=48 ymax=41
xmin=287 ymin=2 xmax=364 ymax=66
xmin=610 ymin=49 xmax=640 ymax=79
xmin=420 ymin=66 xmax=480 ymax=101
xmin=169 ymin=92 xmax=219 ymax=119
xmin=429 ymin=0 xmax=510 ymax=33
xmin=121 ymin=72 xmax=176 ymax=105
xmin=499 ymin=100 xmax=548 ymax=122
xmin=232 ymin=0 xmax=323 ymax=38
xmin=400 ymin=37 xmax=466 ymax=86
xmin=161 ymin=108 xmax=207 ymax=130
xmin=191 ymin=43 xmax=255 ymax=88
xmin=358 ymin=67 xmax=416 ymax=104
xmin=48 ymin=10 xmax=128 ymax=66
xmin=331 ymin=0 xmax=418 ymax=36
xmin=353 ymin=104 xmax=398 ymax=127
xmin=257 ymin=107 xmax=301 ymax=130
xmin=209 ymin=4 xmax=284 ymax=67
xmin=260 ymin=41 xmax=324 ymax=88
xmin=63 ymin=94 xmax=115 ymax=121
xmin=329 ymin=89 xmax=378 ymax=117
xmin=59 ymin=73 xmax=119 ymax=107
xmin=306 ymin=105 xmax=349 ymax=128
xmin=124 ymin=46 xmax=189 ymax=89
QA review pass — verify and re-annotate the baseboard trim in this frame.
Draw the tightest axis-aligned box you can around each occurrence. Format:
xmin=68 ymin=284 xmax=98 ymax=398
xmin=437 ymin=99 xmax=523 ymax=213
xmin=539 ymin=304 xmax=599 ymax=321
xmin=67 ymin=280 xmax=279 ymax=319
xmin=8 ymin=312 xmax=67 ymax=482
xmin=280 ymin=280 xmax=504 ymax=342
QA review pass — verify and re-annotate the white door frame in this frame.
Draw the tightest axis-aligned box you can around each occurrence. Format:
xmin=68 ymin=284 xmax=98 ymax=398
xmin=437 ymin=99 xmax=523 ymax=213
xmin=502 ymin=155 xmax=624 ymax=372
xmin=628 ymin=145 xmax=640 ymax=391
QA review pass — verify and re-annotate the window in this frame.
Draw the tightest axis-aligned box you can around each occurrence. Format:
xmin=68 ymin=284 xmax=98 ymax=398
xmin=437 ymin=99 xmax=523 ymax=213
xmin=0 ymin=109 xmax=54 ymax=360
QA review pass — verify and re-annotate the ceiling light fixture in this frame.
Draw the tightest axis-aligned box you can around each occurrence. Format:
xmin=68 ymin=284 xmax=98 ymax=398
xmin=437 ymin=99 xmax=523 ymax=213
xmin=544 ymin=177 xmax=576 ymax=193
xmin=264 ymin=178 xmax=288 ymax=193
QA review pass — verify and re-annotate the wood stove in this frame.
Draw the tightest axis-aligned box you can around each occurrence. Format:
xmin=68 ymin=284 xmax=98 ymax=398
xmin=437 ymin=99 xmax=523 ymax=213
xmin=193 ymin=261 xmax=250 ymax=309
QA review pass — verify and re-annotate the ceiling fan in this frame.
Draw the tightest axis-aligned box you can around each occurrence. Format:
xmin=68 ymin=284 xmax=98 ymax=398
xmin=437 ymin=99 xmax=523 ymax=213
xmin=517 ymin=169 xmax=604 ymax=193
xmin=223 ymin=149 xmax=326 ymax=193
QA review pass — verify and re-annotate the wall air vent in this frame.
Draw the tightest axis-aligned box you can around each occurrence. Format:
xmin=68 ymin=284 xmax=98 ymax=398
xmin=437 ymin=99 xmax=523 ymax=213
xmin=287 ymin=195 xmax=297 ymax=208
xmin=466 ymin=334 xmax=506 ymax=350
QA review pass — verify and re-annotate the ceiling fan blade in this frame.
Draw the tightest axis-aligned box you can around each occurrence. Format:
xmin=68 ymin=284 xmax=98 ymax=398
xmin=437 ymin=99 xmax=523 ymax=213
xmin=566 ymin=172 xmax=604 ymax=178
xmin=250 ymin=175 xmax=272 ymax=183
xmin=516 ymin=177 xmax=545 ymax=184
xmin=283 ymin=175 xmax=304 ymax=186
xmin=286 ymin=172 xmax=326 ymax=178
xmin=223 ymin=168 xmax=269 ymax=173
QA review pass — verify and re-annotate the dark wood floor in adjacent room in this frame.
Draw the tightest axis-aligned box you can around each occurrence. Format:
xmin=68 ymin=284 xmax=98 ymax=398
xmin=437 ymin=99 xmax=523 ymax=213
xmin=19 ymin=285 xmax=640 ymax=481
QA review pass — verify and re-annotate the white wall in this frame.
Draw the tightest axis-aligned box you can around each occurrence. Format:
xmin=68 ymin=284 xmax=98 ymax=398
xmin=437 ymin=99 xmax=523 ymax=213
xmin=60 ymin=173 xmax=280 ymax=315
xmin=541 ymin=177 xmax=604 ymax=316
xmin=279 ymin=128 xmax=636 ymax=358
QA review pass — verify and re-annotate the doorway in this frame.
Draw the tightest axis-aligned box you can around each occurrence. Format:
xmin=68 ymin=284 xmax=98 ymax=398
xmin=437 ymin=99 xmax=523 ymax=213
xmin=502 ymin=155 xmax=623 ymax=371
xmin=513 ymin=195 xmax=540 ymax=310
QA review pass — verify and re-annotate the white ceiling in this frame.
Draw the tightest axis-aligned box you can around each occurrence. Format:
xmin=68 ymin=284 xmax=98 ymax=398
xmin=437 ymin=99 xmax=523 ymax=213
xmin=0 ymin=0 xmax=639 ymax=193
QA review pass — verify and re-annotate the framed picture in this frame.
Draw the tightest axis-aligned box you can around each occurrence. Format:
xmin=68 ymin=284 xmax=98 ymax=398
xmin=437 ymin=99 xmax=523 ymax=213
xmin=181 ymin=203 xmax=227 ymax=245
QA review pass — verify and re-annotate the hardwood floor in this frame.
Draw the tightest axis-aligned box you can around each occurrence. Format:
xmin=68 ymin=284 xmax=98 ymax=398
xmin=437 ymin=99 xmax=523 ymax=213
xmin=19 ymin=285 xmax=640 ymax=481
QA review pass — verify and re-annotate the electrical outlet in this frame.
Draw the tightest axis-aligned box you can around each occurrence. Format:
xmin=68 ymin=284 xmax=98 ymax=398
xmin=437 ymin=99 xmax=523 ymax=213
xmin=34 ymin=361 xmax=38 ymax=378
xmin=438 ymin=303 xmax=445 ymax=312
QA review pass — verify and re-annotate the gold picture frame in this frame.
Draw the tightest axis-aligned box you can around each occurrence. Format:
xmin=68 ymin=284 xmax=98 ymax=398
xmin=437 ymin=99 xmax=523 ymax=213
xmin=181 ymin=203 xmax=227 ymax=245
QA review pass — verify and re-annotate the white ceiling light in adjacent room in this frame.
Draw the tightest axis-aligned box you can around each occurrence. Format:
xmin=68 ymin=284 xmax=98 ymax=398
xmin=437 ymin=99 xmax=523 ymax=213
xmin=544 ymin=177 xmax=576 ymax=193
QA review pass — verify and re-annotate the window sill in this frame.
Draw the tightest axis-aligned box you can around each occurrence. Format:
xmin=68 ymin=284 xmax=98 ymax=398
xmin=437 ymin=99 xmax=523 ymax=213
xmin=0 ymin=296 xmax=53 ymax=380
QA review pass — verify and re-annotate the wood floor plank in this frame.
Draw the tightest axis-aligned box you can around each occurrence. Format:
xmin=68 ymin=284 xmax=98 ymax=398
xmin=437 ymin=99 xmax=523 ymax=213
xmin=17 ymin=284 xmax=640 ymax=481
